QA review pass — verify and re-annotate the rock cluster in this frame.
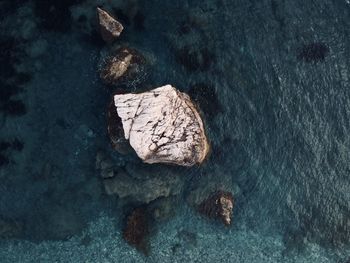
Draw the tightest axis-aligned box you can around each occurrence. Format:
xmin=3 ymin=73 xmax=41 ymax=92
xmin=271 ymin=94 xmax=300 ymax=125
xmin=113 ymin=85 xmax=210 ymax=166
xmin=97 ymin=7 xmax=124 ymax=43
xmin=96 ymin=151 xmax=184 ymax=203
xmin=198 ymin=191 xmax=234 ymax=226
xmin=93 ymin=6 xmax=234 ymax=255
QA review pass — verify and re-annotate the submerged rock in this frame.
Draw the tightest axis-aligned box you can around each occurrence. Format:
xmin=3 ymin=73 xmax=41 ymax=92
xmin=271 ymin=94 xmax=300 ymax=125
xmin=100 ymin=47 xmax=146 ymax=87
xmin=123 ymin=207 xmax=149 ymax=254
xmin=97 ymin=7 xmax=123 ymax=43
xmin=113 ymin=85 xmax=210 ymax=166
xmin=100 ymin=162 xmax=184 ymax=203
xmin=198 ymin=191 xmax=234 ymax=226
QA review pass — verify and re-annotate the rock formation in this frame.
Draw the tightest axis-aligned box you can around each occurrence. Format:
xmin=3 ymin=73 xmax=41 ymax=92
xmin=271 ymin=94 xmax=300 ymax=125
xmin=97 ymin=158 xmax=184 ymax=203
xmin=97 ymin=7 xmax=123 ymax=43
xmin=112 ymin=85 xmax=210 ymax=166
xmin=198 ymin=191 xmax=234 ymax=226
xmin=100 ymin=47 xmax=146 ymax=86
xmin=123 ymin=207 xmax=149 ymax=254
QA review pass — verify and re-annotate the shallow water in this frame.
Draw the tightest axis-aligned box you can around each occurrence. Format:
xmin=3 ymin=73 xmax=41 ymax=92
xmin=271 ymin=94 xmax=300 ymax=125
xmin=0 ymin=0 xmax=349 ymax=262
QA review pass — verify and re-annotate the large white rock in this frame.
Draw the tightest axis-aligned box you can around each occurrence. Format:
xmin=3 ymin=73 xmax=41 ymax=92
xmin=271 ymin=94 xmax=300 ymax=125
xmin=113 ymin=85 xmax=209 ymax=166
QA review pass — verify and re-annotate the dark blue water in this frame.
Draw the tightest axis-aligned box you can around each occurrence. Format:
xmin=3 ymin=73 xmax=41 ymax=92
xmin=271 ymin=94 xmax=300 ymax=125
xmin=0 ymin=0 xmax=349 ymax=262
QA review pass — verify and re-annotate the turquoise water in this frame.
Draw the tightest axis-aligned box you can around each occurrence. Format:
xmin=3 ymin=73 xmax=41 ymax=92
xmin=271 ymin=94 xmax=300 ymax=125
xmin=0 ymin=0 xmax=349 ymax=262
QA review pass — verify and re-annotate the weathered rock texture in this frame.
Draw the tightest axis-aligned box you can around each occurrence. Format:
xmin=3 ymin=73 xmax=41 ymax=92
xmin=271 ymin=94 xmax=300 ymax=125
xmin=100 ymin=47 xmax=146 ymax=86
xmin=198 ymin=191 xmax=234 ymax=226
xmin=113 ymin=85 xmax=209 ymax=166
xmin=97 ymin=7 xmax=123 ymax=43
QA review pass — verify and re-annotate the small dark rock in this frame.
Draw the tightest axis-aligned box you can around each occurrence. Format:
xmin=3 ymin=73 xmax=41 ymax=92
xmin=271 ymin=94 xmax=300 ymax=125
xmin=297 ymin=42 xmax=329 ymax=63
xmin=100 ymin=47 xmax=147 ymax=87
xmin=198 ymin=190 xmax=234 ymax=226
xmin=123 ymin=207 xmax=149 ymax=254
xmin=97 ymin=7 xmax=124 ymax=44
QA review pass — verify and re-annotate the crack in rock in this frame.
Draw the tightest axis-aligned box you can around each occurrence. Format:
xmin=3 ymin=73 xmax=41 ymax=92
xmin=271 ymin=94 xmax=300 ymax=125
xmin=113 ymin=85 xmax=209 ymax=166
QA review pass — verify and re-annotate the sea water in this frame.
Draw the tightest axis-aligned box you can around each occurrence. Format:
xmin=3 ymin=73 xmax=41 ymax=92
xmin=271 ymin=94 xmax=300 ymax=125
xmin=0 ymin=0 xmax=349 ymax=262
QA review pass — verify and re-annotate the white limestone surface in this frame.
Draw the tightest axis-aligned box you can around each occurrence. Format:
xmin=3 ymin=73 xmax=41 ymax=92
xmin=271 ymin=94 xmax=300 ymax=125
xmin=113 ymin=85 xmax=209 ymax=166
